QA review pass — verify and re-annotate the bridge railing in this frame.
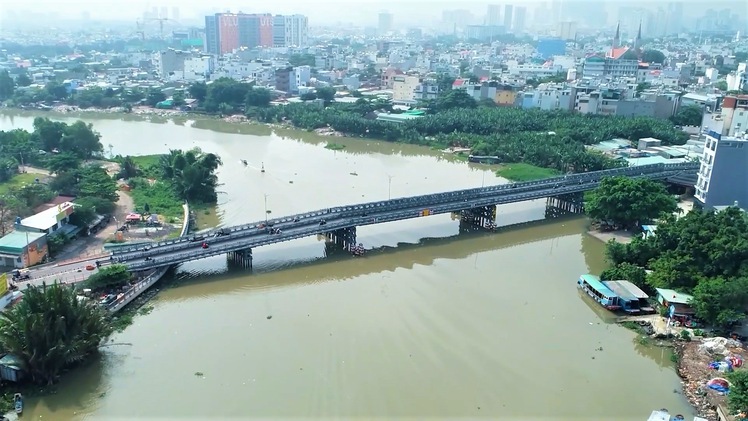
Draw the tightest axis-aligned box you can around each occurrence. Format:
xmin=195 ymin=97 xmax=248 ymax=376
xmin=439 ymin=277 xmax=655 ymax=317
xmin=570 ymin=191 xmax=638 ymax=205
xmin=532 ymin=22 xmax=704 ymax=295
xmin=112 ymin=162 xmax=699 ymax=259
xmin=121 ymin=164 xmax=697 ymax=271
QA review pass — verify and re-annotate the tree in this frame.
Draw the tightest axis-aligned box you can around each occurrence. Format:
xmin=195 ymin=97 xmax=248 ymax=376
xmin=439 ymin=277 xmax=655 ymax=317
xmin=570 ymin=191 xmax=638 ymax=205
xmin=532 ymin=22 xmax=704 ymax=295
xmin=316 ymin=87 xmax=337 ymax=104
xmin=0 ymin=283 xmax=112 ymax=384
xmin=119 ymin=156 xmax=139 ymax=179
xmin=82 ymin=264 xmax=131 ymax=290
xmin=0 ymin=194 xmax=23 ymax=236
xmin=204 ymin=78 xmax=252 ymax=111
xmin=728 ymin=370 xmax=748 ymax=413
xmin=146 ymin=89 xmax=166 ymax=107
xmin=715 ymin=81 xmax=728 ymax=91
xmin=44 ymin=81 xmax=68 ymax=101
xmin=601 ymin=207 xmax=748 ymax=328
xmin=586 ymin=177 xmax=677 ymax=230
xmin=641 ymin=49 xmax=666 ymax=64
xmin=15 ymin=72 xmax=32 ymax=87
xmin=600 ymin=262 xmax=648 ymax=290
xmin=245 ymin=87 xmax=272 ymax=108
xmin=435 ymin=89 xmax=478 ymax=111
xmin=188 ymin=82 xmax=207 ymax=102
xmin=32 ymin=117 xmax=67 ymax=151
xmin=60 ymin=121 xmax=103 ymax=158
xmin=0 ymin=70 xmax=14 ymax=100
xmin=172 ymin=91 xmax=185 ymax=107
xmin=691 ymin=277 xmax=748 ymax=328
xmin=45 ymin=152 xmax=81 ymax=174
xmin=670 ymin=105 xmax=704 ymax=127
xmin=288 ymin=53 xmax=316 ymax=67
xmin=159 ymin=148 xmax=222 ymax=203
xmin=76 ymin=165 xmax=119 ymax=203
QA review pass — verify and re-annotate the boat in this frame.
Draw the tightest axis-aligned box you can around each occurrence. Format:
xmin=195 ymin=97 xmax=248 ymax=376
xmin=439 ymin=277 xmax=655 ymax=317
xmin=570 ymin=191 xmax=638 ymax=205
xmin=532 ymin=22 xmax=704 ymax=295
xmin=13 ymin=393 xmax=23 ymax=414
xmin=578 ymin=274 xmax=621 ymax=311
xmin=603 ymin=280 xmax=642 ymax=314
xmin=241 ymin=160 xmax=248 ymax=166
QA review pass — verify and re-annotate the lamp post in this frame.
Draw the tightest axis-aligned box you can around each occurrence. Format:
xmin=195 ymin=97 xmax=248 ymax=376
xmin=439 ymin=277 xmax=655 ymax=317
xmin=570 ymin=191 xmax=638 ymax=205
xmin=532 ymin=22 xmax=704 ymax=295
xmin=481 ymin=171 xmax=486 ymax=188
xmin=387 ymin=175 xmax=395 ymax=200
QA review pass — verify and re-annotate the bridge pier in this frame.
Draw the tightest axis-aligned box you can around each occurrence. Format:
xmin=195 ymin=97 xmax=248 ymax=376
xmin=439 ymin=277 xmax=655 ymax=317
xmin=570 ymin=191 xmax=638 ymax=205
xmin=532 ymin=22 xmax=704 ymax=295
xmin=459 ymin=205 xmax=497 ymax=230
xmin=546 ymin=193 xmax=585 ymax=218
xmin=227 ymin=248 xmax=253 ymax=269
xmin=324 ymin=227 xmax=364 ymax=256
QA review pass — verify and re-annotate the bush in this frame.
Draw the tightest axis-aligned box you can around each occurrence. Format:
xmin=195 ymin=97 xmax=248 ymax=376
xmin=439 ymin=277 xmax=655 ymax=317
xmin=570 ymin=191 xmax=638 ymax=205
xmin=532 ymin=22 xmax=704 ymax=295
xmin=82 ymin=264 xmax=131 ymax=290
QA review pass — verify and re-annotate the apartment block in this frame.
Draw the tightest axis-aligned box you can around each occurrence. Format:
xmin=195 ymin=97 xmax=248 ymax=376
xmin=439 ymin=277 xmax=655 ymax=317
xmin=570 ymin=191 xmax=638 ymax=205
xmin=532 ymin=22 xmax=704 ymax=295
xmin=392 ymin=75 xmax=438 ymax=105
xmin=695 ymin=131 xmax=748 ymax=208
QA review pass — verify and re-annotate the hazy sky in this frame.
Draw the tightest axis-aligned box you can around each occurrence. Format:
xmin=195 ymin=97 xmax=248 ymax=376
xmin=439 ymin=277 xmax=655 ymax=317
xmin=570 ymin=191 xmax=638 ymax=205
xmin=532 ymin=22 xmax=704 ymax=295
xmin=3 ymin=0 xmax=745 ymax=27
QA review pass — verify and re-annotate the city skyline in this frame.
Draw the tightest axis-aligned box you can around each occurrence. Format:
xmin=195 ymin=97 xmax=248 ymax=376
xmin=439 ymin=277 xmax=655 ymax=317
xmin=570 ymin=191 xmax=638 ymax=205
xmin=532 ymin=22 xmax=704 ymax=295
xmin=3 ymin=0 xmax=746 ymax=28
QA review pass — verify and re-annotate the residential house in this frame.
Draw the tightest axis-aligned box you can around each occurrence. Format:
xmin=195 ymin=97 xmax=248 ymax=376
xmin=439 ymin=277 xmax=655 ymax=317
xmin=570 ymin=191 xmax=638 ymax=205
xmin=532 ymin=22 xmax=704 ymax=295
xmin=0 ymin=230 xmax=48 ymax=268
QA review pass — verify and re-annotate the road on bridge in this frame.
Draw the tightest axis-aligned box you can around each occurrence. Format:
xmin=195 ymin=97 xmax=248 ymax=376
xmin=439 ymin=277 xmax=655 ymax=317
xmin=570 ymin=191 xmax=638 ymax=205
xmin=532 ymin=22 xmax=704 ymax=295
xmin=109 ymin=161 xmax=699 ymax=271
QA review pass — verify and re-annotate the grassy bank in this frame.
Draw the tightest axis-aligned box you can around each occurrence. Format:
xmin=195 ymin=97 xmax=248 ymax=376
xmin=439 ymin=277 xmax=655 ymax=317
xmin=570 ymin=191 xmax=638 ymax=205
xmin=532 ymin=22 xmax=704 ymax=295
xmin=0 ymin=172 xmax=43 ymax=195
xmin=130 ymin=154 xmax=161 ymax=170
xmin=127 ymin=179 xmax=183 ymax=221
xmin=495 ymin=163 xmax=561 ymax=182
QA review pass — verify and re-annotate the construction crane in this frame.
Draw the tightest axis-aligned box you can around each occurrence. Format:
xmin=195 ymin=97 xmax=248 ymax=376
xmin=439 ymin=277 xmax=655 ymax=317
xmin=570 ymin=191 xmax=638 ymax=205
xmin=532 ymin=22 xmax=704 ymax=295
xmin=135 ymin=17 xmax=177 ymax=39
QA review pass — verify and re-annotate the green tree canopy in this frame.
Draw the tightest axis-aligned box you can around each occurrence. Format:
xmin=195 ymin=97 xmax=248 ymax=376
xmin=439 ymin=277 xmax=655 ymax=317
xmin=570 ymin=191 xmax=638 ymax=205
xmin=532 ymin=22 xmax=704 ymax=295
xmin=0 ymin=70 xmax=14 ymax=100
xmin=159 ymin=148 xmax=222 ymax=203
xmin=587 ymin=177 xmax=677 ymax=230
xmin=188 ymin=82 xmax=207 ymax=102
xmin=204 ymin=78 xmax=253 ymax=111
xmin=605 ymin=207 xmax=748 ymax=328
xmin=245 ymin=87 xmax=272 ymax=108
xmin=82 ymin=264 xmax=131 ymax=290
xmin=729 ymin=369 xmax=748 ymax=413
xmin=0 ymin=283 xmax=113 ymax=384
xmin=670 ymin=105 xmax=704 ymax=127
xmin=641 ymin=49 xmax=666 ymax=64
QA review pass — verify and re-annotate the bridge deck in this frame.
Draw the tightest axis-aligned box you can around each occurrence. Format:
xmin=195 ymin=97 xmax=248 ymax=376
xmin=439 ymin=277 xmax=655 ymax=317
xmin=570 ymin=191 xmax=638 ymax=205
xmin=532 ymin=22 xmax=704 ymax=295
xmin=109 ymin=162 xmax=698 ymax=271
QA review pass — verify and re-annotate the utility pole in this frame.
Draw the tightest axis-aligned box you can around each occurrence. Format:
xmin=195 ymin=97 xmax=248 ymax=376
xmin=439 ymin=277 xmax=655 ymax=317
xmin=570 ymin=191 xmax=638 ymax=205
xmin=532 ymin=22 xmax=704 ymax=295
xmin=387 ymin=175 xmax=395 ymax=200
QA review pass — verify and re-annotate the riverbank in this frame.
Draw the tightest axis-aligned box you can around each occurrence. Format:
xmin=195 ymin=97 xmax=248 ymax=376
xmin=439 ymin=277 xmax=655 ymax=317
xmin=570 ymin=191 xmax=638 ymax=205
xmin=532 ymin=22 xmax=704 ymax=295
xmin=675 ymin=338 xmax=746 ymax=421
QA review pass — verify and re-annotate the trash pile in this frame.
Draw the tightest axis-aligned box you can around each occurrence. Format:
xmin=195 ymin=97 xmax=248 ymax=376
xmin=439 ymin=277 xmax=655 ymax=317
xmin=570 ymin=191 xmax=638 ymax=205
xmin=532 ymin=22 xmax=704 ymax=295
xmin=677 ymin=337 xmax=747 ymax=421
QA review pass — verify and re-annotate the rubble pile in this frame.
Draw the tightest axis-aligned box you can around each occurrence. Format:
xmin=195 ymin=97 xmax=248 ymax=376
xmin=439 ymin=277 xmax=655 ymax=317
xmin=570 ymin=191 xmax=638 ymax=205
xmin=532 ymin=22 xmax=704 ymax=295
xmin=677 ymin=337 xmax=746 ymax=421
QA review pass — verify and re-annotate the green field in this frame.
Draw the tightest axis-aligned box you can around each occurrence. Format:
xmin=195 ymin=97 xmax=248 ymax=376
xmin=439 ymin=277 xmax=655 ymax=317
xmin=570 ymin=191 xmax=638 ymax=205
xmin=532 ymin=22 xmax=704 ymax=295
xmin=128 ymin=180 xmax=184 ymax=220
xmin=0 ymin=173 xmax=44 ymax=195
xmin=130 ymin=154 xmax=162 ymax=169
xmin=495 ymin=163 xmax=561 ymax=182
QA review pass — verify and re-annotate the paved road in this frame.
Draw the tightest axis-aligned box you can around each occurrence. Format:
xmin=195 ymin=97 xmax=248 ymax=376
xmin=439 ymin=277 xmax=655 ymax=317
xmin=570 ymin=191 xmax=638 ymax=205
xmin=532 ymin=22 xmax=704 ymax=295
xmin=13 ymin=257 xmax=102 ymax=288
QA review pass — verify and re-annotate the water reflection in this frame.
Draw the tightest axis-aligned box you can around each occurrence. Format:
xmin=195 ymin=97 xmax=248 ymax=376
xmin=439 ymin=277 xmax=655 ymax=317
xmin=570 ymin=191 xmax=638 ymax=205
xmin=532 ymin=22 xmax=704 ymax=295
xmin=26 ymin=354 xmax=106 ymax=416
xmin=168 ymin=217 xmax=589 ymax=294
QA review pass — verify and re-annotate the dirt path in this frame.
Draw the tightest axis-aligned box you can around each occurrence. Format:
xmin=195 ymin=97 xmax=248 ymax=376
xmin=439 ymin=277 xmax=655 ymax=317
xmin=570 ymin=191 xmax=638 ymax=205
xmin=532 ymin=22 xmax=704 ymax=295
xmin=114 ymin=189 xmax=135 ymax=221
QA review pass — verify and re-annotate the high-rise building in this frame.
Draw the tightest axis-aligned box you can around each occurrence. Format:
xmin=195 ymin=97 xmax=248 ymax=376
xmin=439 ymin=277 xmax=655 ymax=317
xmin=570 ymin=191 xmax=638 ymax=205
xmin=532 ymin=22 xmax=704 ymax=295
xmin=486 ymin=4 xmax=501 ymax=26
xmin=513 ymin=7 xmax=526 ymax=33
xmin=218 ymin=14 xmax=240 ymax=54
xmin=171 ymin=7 xmax=180 ymax=22
xmin=160 ymin=6 xmax=168 ymax=19
xmin=205 ymin=15 xmax=219 ymax=54
xmin=503 ymin=5 xmax=514 ymax=31
xmin=273 ymin=14 xmax=309 ymax=47
xmin=238 ymin=14 xmax=274 ymax=49
xmin=667 ymin=2 xmax=683 ymax=35
xmin=378 ymin=12 xmax=393 ymax=35
xmin=557 ymin=21 xmax=578 ymax=40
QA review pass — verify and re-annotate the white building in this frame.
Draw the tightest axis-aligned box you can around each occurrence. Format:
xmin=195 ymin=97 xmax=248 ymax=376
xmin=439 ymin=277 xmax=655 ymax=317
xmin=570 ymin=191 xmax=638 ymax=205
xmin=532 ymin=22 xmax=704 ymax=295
xmin=291 ymin=65 xmax=311 ymax=93
xmin=392 ymin=75 xmax=438 ymax=105
xmin=273 ymin=15 xmax=308 ymax=47
xmin=183 ymin=56 xmax=215 ymax=81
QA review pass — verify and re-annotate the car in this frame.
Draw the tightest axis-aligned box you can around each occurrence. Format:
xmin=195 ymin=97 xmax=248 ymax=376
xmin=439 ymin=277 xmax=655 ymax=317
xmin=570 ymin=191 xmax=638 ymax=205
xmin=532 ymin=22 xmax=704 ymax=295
xmin=189 ymin=235 xmax=205 ymax=242
xmin=85 ymin=265 xmax=96 ymax=271
xmin=201 ymin=242 xmax=209 ymax=249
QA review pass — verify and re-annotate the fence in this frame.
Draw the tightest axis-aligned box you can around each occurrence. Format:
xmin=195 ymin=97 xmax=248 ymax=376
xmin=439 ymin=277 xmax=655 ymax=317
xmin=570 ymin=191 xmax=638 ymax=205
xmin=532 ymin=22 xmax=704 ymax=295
xmin=106 ymin=203 xmax=191 ymax=313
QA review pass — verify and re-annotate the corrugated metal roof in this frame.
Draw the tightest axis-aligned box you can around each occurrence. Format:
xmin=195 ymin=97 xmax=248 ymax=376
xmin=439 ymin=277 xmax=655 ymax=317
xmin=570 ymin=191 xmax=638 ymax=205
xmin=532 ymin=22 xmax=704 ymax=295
xmin=0 ymin=231 xmax=47 ymax=253
xmin=655 ymin=288 xmax=693 ymax=305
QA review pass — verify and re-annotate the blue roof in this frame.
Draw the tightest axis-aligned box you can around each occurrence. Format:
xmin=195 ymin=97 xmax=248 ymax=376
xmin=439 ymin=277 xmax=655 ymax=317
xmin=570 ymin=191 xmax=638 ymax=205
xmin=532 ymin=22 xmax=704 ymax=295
xmin=579 ymin=274 xmax=618 ymax=299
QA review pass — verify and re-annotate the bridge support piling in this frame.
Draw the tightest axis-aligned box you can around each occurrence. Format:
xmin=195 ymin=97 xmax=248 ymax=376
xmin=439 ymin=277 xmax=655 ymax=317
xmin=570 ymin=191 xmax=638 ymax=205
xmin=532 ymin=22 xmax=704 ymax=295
xmin=546 ymin=193 xmax=585 ymax=218
xmin=227 ymin=248 xmax=253 ymax=269
xmin=459 ymin=205 xmax=497 ymax=230
xmin=326 ymin=227 xmax=357 ymax=250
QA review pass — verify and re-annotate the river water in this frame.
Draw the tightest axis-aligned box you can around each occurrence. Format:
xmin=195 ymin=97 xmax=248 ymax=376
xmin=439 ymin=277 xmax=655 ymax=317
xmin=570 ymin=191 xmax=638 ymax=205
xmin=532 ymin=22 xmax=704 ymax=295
xmin=0 ymin=111 xmax=692 ymax=420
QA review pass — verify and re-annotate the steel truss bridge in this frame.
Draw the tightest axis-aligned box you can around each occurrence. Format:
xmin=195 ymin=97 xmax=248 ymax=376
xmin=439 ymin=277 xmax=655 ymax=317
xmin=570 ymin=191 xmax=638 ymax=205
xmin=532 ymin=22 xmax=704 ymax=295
xmin=107 ymin=162 xmax=698 ymax=271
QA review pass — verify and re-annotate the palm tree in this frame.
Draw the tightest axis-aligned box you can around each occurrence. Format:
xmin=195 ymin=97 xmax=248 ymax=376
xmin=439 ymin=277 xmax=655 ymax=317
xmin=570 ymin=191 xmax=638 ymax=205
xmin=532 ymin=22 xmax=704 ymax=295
xmin=0 ymin=283 xmax=113 ymax=384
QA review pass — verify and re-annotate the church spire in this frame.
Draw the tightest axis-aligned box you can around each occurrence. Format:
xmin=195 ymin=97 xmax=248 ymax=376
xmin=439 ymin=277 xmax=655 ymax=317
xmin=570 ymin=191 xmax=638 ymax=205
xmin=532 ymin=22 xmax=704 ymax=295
xmin=613 ymin=22 xmax=620 ymax=49
xmin=634 ymin=20 xmax=643 ymax=50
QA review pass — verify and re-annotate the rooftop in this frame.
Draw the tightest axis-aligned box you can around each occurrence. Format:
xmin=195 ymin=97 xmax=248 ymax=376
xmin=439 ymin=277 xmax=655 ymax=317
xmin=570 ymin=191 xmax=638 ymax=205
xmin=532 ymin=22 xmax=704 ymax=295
xmin=655 ymin=288 xmax=694 ymax=305
xmin=20 ymin=201 xmax=74 ymax=231
xmin=0 ymin=230 xmax=47 ymax=254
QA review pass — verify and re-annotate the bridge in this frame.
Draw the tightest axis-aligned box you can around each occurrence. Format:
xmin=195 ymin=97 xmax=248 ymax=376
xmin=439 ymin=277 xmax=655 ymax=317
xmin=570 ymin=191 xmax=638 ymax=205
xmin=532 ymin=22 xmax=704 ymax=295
xmin=107 ymin=162 xmax=698 ymax=272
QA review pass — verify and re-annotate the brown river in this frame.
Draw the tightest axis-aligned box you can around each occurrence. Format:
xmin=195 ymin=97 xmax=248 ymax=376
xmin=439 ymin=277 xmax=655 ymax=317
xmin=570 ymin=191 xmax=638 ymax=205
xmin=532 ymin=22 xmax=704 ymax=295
xmin=0 ymin=111 xmax=692 ymax=420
